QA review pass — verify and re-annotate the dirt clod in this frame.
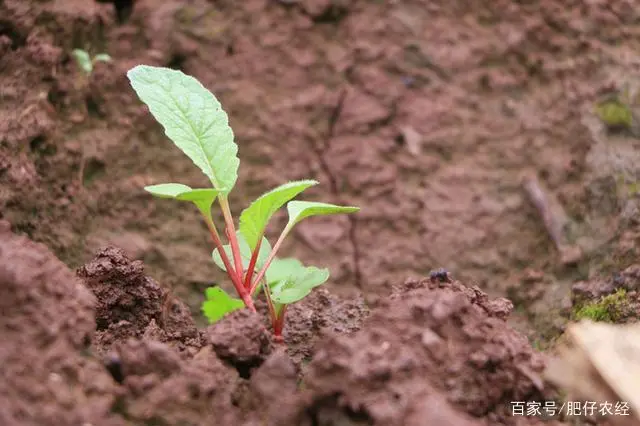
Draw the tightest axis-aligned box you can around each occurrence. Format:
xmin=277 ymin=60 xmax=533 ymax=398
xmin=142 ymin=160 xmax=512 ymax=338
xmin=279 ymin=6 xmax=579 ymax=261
xmin=0 ymin=227 xmax=123 ymax=425
xmin=78 ymin=246 xmax=164 ymax=331
xmin=112 ymin=338 xmax=182 ymax=382
xmin=301 ymin=278 xmax=553 ymax=426
xmin=207 ymin=308 xmax=274 ymax=378
xmin=246 ymin=348 xmax=301 ymax=424
xmin=78 ymin=246 xmax=201 ymax=354
xmin=121 ymin=344 xmax=241 ymax=426
xmin=284 ymin=287 xmax=369 ymax=365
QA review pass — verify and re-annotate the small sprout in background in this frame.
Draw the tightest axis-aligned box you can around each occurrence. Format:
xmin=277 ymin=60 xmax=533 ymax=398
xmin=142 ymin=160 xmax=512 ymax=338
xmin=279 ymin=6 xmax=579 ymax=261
xmin=127 ymin=65 xmax=359 ymax=342
xmin=71 ymin=49 xmax=113 ymax=188
xmin=72 ymin=49 xmax=112 ymax=75
xmin=594 ymin=97 xmax=633 ymax=130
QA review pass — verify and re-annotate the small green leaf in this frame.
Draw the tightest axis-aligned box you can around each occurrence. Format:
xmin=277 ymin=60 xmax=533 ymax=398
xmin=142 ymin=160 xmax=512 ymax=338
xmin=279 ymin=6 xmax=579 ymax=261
xmin=271 ymin=265 xmax=330 ymax=304
xmin=175 ymin=188 xmax=220 ymax=202
xmin=144 ymin=183 xmax=193 ymax=198
xmin=212 ymin=231 xmax=271 ymax=273
xmin=145 ymin=184 xmax=221 ymax=217
xmin=175 ymin=188 xmax=221 ymax=215
xmin=93 ymin=53 xmax=112 ymax=63
xmin=202 ymin=287 xmax=244 ymax=323
xmin=265 ymin=257 xmax=303 ymax=285
xmin=72 ymin=49 xmax=92 ymax=74
xmin=286 ymin=201 xmax=359 ymax=230
xmin=239 ymin=180 xmax=318 ymax=250
xmin=127 ymin=65 xmax=239 ymax=193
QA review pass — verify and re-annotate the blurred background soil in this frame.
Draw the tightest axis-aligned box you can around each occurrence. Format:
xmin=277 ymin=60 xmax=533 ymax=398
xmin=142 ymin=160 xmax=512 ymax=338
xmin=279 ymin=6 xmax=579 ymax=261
xmin=3 ymin=0 xmax=640 ymax=339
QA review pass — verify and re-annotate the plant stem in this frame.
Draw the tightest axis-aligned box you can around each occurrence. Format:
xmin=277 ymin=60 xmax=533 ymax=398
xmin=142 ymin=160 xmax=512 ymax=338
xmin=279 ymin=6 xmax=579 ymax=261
xmin=274 ymin=305 xmax=287 ymax=343
xmin=218 ymin=195 xmax=245 ymax=286
xmin=249 ymin=227 xmax=290 ymax=295
xmin=262 ymin=277 xmax=277 ymax=326
xmin=263 ymin=280 xmax=284 ymax=343
xmin=202 ymin=214 xmax=255 ymax=312
xmin=244 ymin=237 xmax=263 ymax=290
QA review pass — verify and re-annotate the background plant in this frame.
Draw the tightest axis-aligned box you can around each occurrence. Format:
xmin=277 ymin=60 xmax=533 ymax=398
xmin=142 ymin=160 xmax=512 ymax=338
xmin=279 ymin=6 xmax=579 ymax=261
xmin=71 ymin=49 xmax=113 ymax=187
xmin=127 ymin=65 xmax=359 ymax=341
xmin=72 ymin=49 xmax=112 ymax=76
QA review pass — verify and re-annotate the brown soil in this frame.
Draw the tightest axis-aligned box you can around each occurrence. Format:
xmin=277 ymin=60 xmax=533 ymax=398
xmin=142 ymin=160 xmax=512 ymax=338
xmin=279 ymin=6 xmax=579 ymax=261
xmin=1 ymin=224 xmax=565 ymax=425
xmin=2 ymin=0 xmax=640 ymax=424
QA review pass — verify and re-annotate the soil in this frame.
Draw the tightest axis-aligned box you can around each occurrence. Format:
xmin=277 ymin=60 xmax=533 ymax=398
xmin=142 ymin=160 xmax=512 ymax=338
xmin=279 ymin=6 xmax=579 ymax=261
xmin=2 ymin=0 xmax=640 ymax=424
xmin=1 ymin=225 xmax=564 ymax=425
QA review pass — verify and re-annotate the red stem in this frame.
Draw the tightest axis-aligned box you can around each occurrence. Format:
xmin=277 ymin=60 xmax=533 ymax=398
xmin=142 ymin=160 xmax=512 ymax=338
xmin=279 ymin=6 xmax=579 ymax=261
xmin=219 ymin=196 xmax=245 ymax=284
xmin=262 ymin=278 xmax=277 ymax=326
xmin=249 ymin=228 xmax=289 ymax=295
xmin=261 ymin=277 xmax=284 ymax=342
xmin=274 ymin=305 xmax=287 ymax=343
xmin=244 ymin=237 xmax=262 ymax=290
xmin=204 ymin=219 xmax=255 ymax=311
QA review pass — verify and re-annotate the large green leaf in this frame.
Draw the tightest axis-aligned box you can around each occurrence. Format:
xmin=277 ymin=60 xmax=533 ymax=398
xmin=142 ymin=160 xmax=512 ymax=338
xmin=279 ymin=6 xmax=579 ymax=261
xmin=127 ymin=65 xmax=239 ymax=192
xmin=270 ymin=264 xmax=330 ymax=305
xmin=201 ymin=287 xmax=244 ymax=323
xmin=239 ymin=180 xmax=318 ymax=250
xmin=286 ymin=201 xmax=360 ymax=230
xmin=212 ymin=231 xmax=271 ymax=274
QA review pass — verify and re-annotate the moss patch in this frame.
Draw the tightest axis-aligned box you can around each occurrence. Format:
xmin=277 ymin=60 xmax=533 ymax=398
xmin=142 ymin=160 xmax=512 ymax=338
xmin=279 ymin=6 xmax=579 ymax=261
xmin=572 ymin=289 xmax=629 ymax=323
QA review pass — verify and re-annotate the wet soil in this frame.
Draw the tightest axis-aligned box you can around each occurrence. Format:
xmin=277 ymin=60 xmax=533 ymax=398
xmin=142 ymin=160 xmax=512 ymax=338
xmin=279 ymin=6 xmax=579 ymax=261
xmin=3 ymin=0 xmax=640 ymax=424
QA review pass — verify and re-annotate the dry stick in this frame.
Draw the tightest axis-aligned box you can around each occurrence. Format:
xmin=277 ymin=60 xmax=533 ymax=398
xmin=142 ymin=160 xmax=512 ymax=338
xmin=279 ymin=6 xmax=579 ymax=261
xmin=522 ymin=174 xmax=582 ymax=265
xmin=78 ymin=150 xmax=85 ymax=188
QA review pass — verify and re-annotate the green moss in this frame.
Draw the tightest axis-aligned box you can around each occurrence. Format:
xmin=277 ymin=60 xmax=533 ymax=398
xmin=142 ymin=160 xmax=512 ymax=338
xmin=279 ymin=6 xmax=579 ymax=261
xmin=595 ymin=98 xmax=633 ymax=129
xmin=572 ymin=288 xmax=629 ymax=323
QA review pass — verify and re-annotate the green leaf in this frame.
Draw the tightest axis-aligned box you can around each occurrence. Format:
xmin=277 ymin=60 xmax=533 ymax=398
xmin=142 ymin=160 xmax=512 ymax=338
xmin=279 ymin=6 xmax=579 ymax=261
xmin=175 ymin=188 xmax=220 ymax=202
xmin=144 ymin=183 xmax=193 ymax=198
xmin=270 ymin=264 xmax=330 ymax=305
xmin=239 ymin=180 xmax=318 ymax=250
xmin=145 ymin=184 xmax=221 ymax=218
xmin=72 ymin=49 xmax=92 ymax=74
xmin=286 ymin=201 xmax=360 ymax=230
xmin=93 ymin=53 xmax=112 ymax=63
xmin=175 ymin=188 xmax=221 ymax=216
xmin=265 ymin=257 xmax=303 ymax=285
xmin=201 ymin=287 xmax=244 ymax=323
xmin=212 ymin=231 xmax=271 ymax=273
xmin=127 ymin=65 xmax=239 ymax=193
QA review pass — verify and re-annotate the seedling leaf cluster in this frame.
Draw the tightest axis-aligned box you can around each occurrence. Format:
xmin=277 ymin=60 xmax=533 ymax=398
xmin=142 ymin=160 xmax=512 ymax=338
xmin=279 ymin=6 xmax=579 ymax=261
xmin=127 ymin=65 xmax=359 ymax=341
xmin=72 ymin=49 xmax=111 ymax=75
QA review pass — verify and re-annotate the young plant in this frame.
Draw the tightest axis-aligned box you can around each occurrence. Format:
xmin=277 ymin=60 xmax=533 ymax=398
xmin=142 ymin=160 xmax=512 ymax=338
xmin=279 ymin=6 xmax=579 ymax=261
xmin=72 ymin=49 xmax=112 ymax=75
xmin=127 ymin=65 xmax=359 ymax=342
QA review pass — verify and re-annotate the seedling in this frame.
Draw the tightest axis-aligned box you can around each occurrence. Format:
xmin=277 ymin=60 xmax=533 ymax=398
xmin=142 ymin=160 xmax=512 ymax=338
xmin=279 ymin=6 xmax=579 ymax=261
xmin=72 ymin=49 xmax=112 ymax=75
xmin=127 ymin=65 xmax=359 ymax=342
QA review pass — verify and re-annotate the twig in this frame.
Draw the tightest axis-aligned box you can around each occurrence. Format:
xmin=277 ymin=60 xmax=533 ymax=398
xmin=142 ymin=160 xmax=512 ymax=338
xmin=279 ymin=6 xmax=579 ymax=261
xmin=522 ymin=174 xmax=582 ymax=265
